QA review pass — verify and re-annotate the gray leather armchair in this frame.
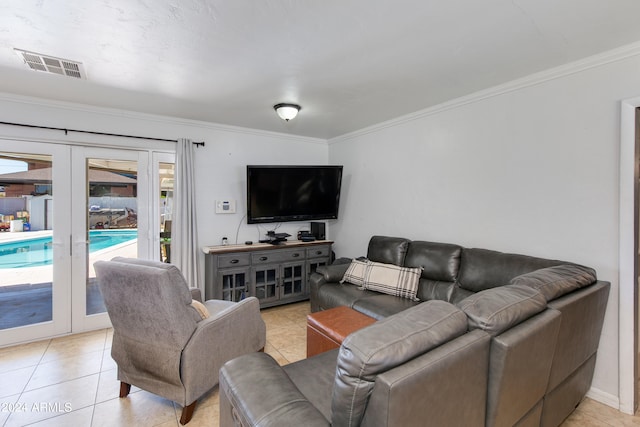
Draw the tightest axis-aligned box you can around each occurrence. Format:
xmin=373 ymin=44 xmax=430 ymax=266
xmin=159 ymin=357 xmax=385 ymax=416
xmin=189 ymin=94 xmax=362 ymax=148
xmin=94 ymin=257 xmax=266 ymax=425
xmin=219 ymin=300 xmax=491 ymax=427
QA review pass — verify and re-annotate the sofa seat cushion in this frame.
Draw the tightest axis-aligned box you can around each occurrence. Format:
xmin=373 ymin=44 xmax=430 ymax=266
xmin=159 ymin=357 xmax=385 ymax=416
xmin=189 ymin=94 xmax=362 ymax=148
xmin=220 ymin=352 xmax=329 ymax=427
xmin=284 ymin=349 xmax=339 ymax=422
xmin=332 ymin=300 xmax=468 ymax=427
xmin=202 ymin=299 xmax=236 ymax=316
xmin=509 ymin=264 xmax=597 ymax=302
xmin=352 ymin=294 xmax=421 ymax=320
xmin=417 ymin=278 xmax=456 ymax=302
xmin=456 ymin=284 xmax=547 ymax=336
xmin=316 ymin=282 xmax=378 ymax=311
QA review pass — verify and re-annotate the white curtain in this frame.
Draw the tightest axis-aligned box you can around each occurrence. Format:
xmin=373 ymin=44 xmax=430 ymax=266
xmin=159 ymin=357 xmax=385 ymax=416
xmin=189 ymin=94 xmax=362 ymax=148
xmin=173 ymin=138 xmax=200 ymax=290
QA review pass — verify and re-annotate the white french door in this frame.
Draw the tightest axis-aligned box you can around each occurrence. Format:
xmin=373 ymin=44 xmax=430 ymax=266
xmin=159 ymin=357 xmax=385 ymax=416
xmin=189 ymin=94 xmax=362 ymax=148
xmin=70 ymin=147 xmax=150 ymax=331
xmin=0 ymin=141 xmax=72 ymax=345
xmin=0 ymin=141 xmax=166 ymax=346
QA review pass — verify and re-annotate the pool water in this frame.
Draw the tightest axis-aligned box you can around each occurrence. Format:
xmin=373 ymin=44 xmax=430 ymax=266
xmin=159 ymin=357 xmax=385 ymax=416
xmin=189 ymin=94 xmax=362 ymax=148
xmin=0 ymin=230 xmax=137 ymax=268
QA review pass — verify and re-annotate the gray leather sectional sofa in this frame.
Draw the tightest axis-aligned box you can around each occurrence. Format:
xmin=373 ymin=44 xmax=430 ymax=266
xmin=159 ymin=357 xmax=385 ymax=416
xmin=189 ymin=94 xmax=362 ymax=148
xmin=219 ymin=236 xmax=610 ymax=427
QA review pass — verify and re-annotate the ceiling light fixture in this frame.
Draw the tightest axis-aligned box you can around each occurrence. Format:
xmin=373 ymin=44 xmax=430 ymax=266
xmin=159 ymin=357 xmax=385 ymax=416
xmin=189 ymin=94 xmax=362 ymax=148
xmin=274 ymin=103 xmax=301 ymax=121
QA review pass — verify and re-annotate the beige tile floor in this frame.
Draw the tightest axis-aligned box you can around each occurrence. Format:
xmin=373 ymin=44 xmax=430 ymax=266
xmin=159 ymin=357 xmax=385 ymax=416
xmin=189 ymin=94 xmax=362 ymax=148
xmin=0 ymin=301 xmax=637 ymax=426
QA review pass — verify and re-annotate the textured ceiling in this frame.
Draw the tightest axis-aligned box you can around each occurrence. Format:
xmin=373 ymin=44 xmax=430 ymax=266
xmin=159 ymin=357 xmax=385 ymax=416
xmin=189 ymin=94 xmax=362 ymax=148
xmin=1 ymin=0 xmax=640 ymax=139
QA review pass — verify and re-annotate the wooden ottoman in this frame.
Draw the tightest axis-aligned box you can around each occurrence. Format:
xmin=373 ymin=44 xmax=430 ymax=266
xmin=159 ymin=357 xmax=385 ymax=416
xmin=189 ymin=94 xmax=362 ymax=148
xmin=307 ymin=306 xmax=376 ymax=357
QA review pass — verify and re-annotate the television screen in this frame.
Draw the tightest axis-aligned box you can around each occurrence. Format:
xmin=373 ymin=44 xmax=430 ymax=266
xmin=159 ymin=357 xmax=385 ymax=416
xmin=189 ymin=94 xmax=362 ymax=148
xmin=247 ymin=165 xmax=343 ymax=224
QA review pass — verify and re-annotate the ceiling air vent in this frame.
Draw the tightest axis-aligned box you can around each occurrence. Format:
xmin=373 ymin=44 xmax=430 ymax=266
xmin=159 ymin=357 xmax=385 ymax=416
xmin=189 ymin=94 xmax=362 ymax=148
xmin=14 ymin=48 xmax=86 ymax=79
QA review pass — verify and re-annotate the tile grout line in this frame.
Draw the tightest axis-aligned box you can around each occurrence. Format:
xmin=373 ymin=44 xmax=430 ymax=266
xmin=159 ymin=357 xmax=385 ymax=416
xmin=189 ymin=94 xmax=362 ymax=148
xmin=91 ymin=327 xmax=113 ymax=426
xmin=6 ymin=338 xmax=53 ymax=425
xmin=17 ymin=330 xmax=109 ymax=426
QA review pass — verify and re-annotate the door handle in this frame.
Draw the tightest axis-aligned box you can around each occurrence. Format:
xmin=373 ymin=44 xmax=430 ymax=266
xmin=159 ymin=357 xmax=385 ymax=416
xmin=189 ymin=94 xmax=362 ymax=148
xmin=71 ymin=236 xmax=89 ymax=256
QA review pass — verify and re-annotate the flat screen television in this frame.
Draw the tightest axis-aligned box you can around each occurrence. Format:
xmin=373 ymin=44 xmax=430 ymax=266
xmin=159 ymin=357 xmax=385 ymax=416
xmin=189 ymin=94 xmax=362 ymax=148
xmin=246 ymin=165 xmax=343 ymax=224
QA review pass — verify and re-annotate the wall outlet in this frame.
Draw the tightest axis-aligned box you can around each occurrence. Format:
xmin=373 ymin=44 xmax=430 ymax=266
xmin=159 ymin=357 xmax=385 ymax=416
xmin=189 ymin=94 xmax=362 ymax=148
xmin=215 ymin=200 xmax=236 ymax=214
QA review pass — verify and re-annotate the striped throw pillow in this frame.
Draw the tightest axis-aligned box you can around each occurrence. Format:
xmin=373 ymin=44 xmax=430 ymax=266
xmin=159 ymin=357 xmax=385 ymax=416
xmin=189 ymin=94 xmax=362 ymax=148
xmin=341 ymin=259 xmax=369 ymax=286
xmin=362 ymin=261 xmax=423 ymax=301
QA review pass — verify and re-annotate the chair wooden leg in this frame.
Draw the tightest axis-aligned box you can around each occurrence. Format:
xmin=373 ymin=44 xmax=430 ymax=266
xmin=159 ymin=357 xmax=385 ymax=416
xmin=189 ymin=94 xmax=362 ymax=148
xmin=180 ymin=400 xmax=197 ymax=425
xmin=119 ymin=382 xmax=131 ymax=398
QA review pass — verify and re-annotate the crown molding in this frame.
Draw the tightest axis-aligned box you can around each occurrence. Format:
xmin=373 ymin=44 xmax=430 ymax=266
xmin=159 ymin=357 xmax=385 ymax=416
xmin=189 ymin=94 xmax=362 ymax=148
xmin=0 ymin=92 xmax=328 ymax=145
xmin=329 ymin=40 xmax=640 ymax=145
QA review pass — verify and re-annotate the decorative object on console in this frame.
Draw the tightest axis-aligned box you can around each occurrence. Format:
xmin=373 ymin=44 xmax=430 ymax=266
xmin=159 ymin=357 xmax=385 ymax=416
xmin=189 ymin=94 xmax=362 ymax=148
xmin=310 ymin=221 xmax=326 ymax=240
xmin=273 ymin=103 xmax=301 ymax=121
xmin=262 ymin=231 xmax=290 ymax=245
xmin=297 ymin=230 xmax=316 ymax=242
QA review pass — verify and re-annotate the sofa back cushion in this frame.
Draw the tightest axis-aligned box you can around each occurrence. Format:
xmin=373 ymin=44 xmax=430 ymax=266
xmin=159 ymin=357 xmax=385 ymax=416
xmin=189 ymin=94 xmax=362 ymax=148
xmin=456 ymin=284 xmax=547 ymax=336
xmin=405 ymin=240 xmax=462 ymax=281
xmin=367 ymin=236 xmax=410 ymax=266
xmin=331 ymin=300 xmax=468 ymax=427
xmin=509 ymin=264 xmax=597 ymax=301
xmin=457 ymin=248 xmax=563 ymax=293
xmin=404 ymin=240 xmax=462 ymax=303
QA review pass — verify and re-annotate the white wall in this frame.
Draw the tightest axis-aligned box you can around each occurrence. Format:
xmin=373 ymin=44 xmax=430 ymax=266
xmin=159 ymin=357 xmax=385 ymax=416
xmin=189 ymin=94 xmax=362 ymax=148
xmin=328 ymin=52 xmax=640 ymax=407
xmin=191 ymin=129 xmax=329 ymax=249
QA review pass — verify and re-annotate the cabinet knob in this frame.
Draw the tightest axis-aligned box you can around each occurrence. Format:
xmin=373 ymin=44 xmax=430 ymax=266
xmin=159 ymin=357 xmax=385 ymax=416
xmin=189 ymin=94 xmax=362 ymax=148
xmin=316 ymin=251 xmax=322 ymax=255
xmin=292 ymin=253 xmax=300 ymax=258
xmin=259 ymin=256 xmax=268 ymax=261
xmin=230 ymin=259 xmax=239 ymax=264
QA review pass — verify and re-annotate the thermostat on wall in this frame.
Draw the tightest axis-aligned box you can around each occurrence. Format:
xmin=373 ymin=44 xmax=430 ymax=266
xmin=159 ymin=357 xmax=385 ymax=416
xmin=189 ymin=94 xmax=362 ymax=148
xmin=215 ymin=200 xmax=236 ymax=214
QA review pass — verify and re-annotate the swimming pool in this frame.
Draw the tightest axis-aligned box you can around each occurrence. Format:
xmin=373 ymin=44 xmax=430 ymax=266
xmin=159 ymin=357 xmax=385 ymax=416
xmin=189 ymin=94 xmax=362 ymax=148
xmin=0 ymin=230 xmax=138 ymax=268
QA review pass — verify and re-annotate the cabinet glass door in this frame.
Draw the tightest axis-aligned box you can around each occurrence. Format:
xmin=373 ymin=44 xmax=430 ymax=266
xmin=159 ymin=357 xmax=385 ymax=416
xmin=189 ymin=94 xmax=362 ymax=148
xmin=281 ymin=262 xmax=305 ymax=298
xmin=307 ymin=259 xmax=328 ymax=282
xmin=219 ymin=269 xmax=247 ymax=302
xmin=253 ymin=266 xmax=278 ymax=303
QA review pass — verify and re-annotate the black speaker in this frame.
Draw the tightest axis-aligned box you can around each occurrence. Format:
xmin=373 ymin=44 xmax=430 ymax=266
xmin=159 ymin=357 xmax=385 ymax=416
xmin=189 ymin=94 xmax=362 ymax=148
xmin=310 ymin=222 xmax=326 ymax=240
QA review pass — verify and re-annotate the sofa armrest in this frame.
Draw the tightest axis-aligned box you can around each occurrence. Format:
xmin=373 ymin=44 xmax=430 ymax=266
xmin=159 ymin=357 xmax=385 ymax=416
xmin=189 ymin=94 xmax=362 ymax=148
xmin=310 ymin=262 xmax=352 ymax=312
xmin=316 ymin=262 xmax=351 ymax=282
xmin=219 ymin=352 xmax=329 ymax=427
xmin=181 ymin=297 xmax=266 ymax=405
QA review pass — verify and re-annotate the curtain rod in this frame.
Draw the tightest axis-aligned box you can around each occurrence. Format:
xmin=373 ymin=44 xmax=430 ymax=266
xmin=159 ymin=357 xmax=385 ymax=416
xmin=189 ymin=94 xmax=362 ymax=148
xmin=0 ymin=121 xmax=205 ymax=146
